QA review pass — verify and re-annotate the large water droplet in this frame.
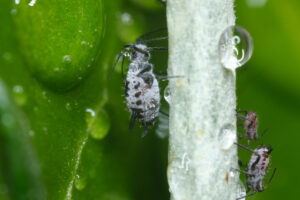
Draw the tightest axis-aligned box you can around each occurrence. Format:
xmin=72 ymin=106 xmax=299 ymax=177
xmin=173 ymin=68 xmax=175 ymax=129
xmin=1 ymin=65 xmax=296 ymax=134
xmin=74 ymin=174 xmax=86 ymax=191
xmin=86 ymin=108 xmax=110 ymax=140
xmin=219 ymin=26 xmax=253 ymax=75
xmin=164 ymin=85 xmax=171 ymax=104
xmin=12 ymin=85 xmax=27 ymax=106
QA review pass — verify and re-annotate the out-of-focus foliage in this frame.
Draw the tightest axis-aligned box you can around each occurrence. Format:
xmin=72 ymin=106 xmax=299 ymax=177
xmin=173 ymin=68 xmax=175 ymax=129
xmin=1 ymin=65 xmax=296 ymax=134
xmin=0 ymin=0 xmax=168 ymax=200
xmin=0 ymin=0 xmax=299 ymax=200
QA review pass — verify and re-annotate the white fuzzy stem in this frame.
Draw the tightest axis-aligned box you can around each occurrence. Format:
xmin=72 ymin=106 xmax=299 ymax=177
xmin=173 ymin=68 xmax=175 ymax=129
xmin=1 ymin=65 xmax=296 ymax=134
xmin=167 ymin=1 xmax=243 ymax=200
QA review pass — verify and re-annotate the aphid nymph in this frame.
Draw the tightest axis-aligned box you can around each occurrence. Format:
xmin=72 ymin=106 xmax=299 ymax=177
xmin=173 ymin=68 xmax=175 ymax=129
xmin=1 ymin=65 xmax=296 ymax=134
xmin=110 ymin=28 xmax=168 ymax=137
xmin=237 ymin=110 xmax=259 ymax=144
xmin=233 ymin=142 xmax=276 ymax=200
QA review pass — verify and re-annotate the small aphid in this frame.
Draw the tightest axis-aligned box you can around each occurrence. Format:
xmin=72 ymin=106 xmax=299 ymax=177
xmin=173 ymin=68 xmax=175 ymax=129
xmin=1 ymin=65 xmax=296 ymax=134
xmin=233 ymin=142 xmax=276 ymax=200
xmin=237 ymin=110 xmax=259 ymax=144
xmin=110 ymin=28 xmax=168 ymax=136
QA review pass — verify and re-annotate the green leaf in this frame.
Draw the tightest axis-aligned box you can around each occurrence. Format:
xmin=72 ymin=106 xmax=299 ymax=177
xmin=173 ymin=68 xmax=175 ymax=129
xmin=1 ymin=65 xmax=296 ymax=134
xmin=0 ymin=0 xmax=169 ymax=200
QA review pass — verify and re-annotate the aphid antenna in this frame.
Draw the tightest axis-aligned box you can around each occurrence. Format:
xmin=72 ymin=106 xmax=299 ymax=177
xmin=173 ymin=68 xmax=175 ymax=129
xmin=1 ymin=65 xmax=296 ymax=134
xmin=109 ymin=44 xmax=133 ymax=80
xmin=263 ymin=168 xmax=277 ymax=189
xmin=129 ymin=112 xmax=137 ymax=132
xmin=236 ymin=110 xmax=249 ymax=115
xmin=156 ymin=75 xmax=184 ymax=80
xmin=236 ymin=191 xmax=257 ymax=200
xmin=136 ymin=27 xmax=167 ymax=43
xmin=234 ymin=142 xmax=256 ymax=153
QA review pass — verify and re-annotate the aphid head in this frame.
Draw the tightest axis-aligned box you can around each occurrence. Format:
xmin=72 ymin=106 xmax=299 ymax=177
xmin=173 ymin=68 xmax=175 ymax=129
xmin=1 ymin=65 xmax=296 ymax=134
xmin=267 ymin=146 xmax=273 ymax=154
xmin=131 ymin=44 xmax=150 ymax=62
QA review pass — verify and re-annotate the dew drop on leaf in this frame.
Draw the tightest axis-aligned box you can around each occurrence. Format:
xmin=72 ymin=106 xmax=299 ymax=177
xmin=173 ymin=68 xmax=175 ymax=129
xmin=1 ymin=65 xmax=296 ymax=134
xmin=86 ymin=108 xmax=110 ymax=140
xmin=12 ymin=85 xmax=27 ymax=106
xmin=75 ymin=174 xmax=86 ymax=191
xmin=218 ymin=26 xmax=253 ymax=75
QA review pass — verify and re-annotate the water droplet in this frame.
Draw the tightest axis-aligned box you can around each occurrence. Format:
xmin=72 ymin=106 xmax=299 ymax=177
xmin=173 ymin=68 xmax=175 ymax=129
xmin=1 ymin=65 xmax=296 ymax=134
xmin=12 ymin=85 xmax=27 ymax=106
xmin=74 ymin=174 xmax=86 ymax=191
xmin=2 ymin=52 xmax=12 ymax=61
xmin=62 ymin=55 xmax=72 ymax=64
xmin=219 ymin=124 xmax=236 ymax=150
xmin=65 ymin=102 xmax=71 ymax=111
xmin=15 ymin=0 xmax=20 ymax=5
xmin=81 ymin=41 xmax=87 ymax=46
xmin=219 ymin=26 xmax=253 ymax=75
xmin=121 ymin=12 xmax=133 ymax=25
xmin=86 ymin=108 xmax=110 ymax=140
xmin=28 ymin=130 xmax=35 ymax=137
xmin=164 ymin=85 xmax=171 ymax=103
xmin=1 ymin=113 xmax=15 ymax=129
xmin=78 ymin=30 xmax=82 ymax=33
xmin=11 ymin=9 xmax=17 ymax=15
xmin=179 ymin=153 xmax=190 ymax=171
xmin=246 ymin=0 xmax=267 ymax=8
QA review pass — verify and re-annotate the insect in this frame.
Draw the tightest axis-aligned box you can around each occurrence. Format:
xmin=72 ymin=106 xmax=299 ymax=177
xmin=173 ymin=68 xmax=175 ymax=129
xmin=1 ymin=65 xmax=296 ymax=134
xmin=110 ymin=28 xmax=168 ymax=137
xmin=237 ymin=110 xmax=259 ymax=145
xmin=233 ymin=142 xmax=277 ymax=200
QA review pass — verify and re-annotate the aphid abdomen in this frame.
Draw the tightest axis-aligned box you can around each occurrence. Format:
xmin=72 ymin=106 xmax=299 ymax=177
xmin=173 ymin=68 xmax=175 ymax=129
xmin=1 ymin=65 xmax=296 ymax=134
xmin=125 ymin=66 xmax=160 ymax=127
xmin=247 ymin=146 xmax=270 ymax=192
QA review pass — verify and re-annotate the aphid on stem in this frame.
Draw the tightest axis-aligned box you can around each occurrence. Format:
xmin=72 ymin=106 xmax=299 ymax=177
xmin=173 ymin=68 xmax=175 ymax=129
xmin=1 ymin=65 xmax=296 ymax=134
xmin=237 ymin=110 xmax=267 ymax=145
xmin=233 ymin=142 xmax=277 ymax=200
xmin=110 ymin=28 xmax=178 ymax=137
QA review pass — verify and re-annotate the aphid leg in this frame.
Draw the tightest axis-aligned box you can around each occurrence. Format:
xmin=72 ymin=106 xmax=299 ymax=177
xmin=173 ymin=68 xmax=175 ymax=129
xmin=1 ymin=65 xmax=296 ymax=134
xmin=264 ymin=168 xmax=277 ymax=189
xmin=156 ymin=75 xmax=184 ymax=80
xmin=129 ymin=112 xmax=137 ymax=132
xmin=234 ymin=142 xmax=256 ymax=153
xmin=141 ymin=36 xmax=168 ymax=44
xmin=121 ymin=54 xmax=125 ymax=83
xmin=236 ymin=191 xmax=257 ymax=200
xmin=142 ymin=127 xmax=148 ymax=137
xmin=159 ymin=110 xmax=169 ymax=117
xmin=136 ymin=27 xmax=167 ymax=43
xmin=230 ymin=168 xmax=253 ymax=176
xmin=110 ymin=45 xmax=132 ymax=79
xmin=148 ymin=47 xmax=168 ymax=51
xmin=157 ymin=0 xmax=166 ymax=6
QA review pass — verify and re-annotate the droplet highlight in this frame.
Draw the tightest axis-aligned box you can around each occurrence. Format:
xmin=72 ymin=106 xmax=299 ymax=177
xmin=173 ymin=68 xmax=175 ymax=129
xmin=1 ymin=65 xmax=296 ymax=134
xmin=12 ymin=85 xmax=27 ymax=106
xmin=86 ymin=108 xmax=110 ymax=140
xmin=74 ymin=174 xmax=86 ymax=191
xmin=164 ymin=85 xmax=171 ymax=104
xmin=219 ymin=26 xmax=253 ymax=75
xmin=63 ymin=55 xmax=72 ymax=64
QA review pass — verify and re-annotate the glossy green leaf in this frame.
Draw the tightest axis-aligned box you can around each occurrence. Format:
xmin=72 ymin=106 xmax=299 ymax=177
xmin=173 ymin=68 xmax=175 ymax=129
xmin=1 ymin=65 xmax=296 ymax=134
xmin=0 ymin=0 xmax=169 ymax=200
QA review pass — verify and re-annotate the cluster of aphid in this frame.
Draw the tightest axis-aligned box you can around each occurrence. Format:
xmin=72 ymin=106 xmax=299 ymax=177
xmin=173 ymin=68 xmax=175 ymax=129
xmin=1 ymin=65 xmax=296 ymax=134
xmin=110 ymin=28 xmax=171 ymax=137
xmin=233 ymin=110 xmax=276 ymax=200
xmin=111 ymin=28 xmax=276 ymax=200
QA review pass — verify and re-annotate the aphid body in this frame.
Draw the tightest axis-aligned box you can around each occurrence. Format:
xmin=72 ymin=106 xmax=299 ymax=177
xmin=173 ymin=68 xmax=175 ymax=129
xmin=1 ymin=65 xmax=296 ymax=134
xmin=234 ymin=143 xmax=276 ymax=200
xmin=244 ymin=111 xmax=258 ymax=141
xmin=246 ymin=145 xmax=271 ymax=192
xmin=124 ymin=44 xmax=160 ymax=134
xmin=237 ymin=110 xmax=259 ymax=144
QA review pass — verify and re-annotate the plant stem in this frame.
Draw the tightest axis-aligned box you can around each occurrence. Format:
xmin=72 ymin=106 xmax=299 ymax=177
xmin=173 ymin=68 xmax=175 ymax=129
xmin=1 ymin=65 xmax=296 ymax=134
xmin=167 ymin=0 xmax=242 ymax=199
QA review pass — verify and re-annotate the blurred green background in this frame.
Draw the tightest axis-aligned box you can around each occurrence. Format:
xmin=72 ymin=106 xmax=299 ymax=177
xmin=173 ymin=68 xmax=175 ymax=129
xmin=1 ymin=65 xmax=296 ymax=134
xmin=0 ymin=0 xmax=298 ymax=199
